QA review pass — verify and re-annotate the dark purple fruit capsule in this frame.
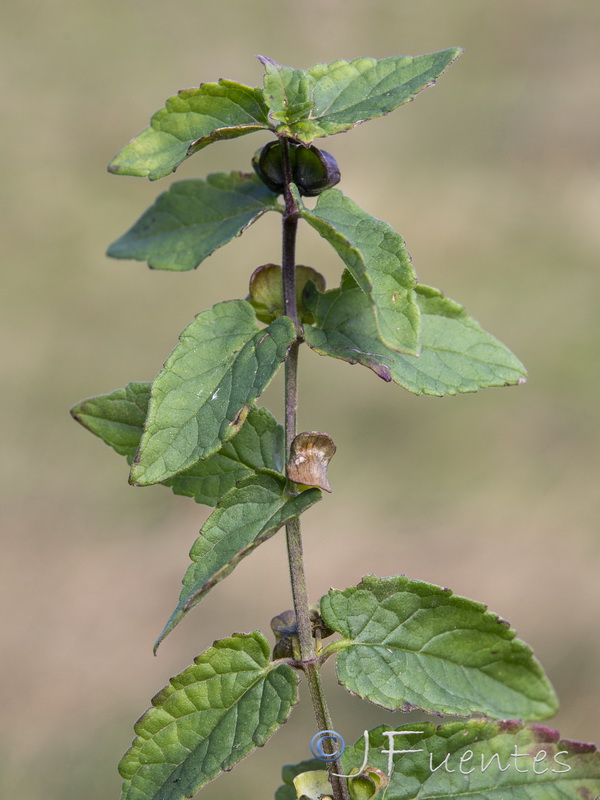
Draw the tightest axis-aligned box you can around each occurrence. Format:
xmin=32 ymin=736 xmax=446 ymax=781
xmin=252 ymin=141 xmax=286 ymax=194
xmin=294 ymin=146 xmax=340 ymax=196
xmin=252 ymin=140 xmax=340 ymax=196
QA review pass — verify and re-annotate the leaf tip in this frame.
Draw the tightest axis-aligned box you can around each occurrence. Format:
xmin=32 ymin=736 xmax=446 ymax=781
xmin=257 ymin=54 xmax=281 ymax=68
xmin=128 ymin=465 xmax=143 ymax=487
xmin=559 ymin=737 xmax=597 ymax=754
xmin=106 ymin=159 xmax=121 ymax=175
xmin=381 ymin=370 xmax=393 ymax=382
xmin=527 ymin=723 xmax=560 ymax=742
xmin=497 ymin=719 xmax=524 ymax=733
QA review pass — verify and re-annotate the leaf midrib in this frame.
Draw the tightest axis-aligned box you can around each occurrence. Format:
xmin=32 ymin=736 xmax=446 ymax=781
xmin=301 ymin=210 xmax=371 ymax=291
xmin=337 ymin=639 xmax=545 ymax=706
xmin=189 ymin=490 xmax=287 ymax=566
xmin=312 ymin=295 xmax=518 ymax=373
xmin=180 ymin=496 xmax=304 ymax=612
xmin=132 ymin=205 xmax=272 ymax=240
xmin=149 ymin=326 xmax=257 ymax=429
xmin=154 ymin=94 xmax=270 ymax=143
xmin=126 ymin=664 xmax=275 ymax=795
xmin=314 ymin=63 xmax=398 ymax=120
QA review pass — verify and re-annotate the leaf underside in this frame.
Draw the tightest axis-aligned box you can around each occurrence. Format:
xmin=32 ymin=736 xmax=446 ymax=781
xmin=71 ymin=385 xmax=285 ymax=507
xmin=119 ymin=632 xmax=298 ymax=800
xmin=108 ymin=80 xmax=271 ymax=180
xmin=107 ymin=172 xmax=280 ymax=271
xmin=155 ymin=471 xmax=321 ymax=650
xmin=71 ymin=382 xmax=150 ymax=460
xmin=130 ymin=301 xmax=295 ymax=487
xmin=320 ymin=575 xmax=557 ymax=720
xmin=304 ymin=276 xmax=526 ymax=395
xmin=298 ymin=189 xmax=420 ymax=355
xmin=341 ymin=721 xmax=600 ymax=800
xmin=166 ymin=410 xmax=284 ymax=505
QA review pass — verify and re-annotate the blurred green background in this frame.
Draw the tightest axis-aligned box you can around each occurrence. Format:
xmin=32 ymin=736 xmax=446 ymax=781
xmin=2 ymin=1 xmax=599 ymax=798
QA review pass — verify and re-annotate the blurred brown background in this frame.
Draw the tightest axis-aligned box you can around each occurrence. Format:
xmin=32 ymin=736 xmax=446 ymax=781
xmin=2 ymin=1 xmax=599 ymax=798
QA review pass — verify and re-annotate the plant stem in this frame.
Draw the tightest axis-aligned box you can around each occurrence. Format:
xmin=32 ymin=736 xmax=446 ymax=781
xmin=281 ymin=140 xmax=350 ymax=800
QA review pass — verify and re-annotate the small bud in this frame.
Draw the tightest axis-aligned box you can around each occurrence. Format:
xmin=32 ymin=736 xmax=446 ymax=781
xmin=348 ymin=768 xmax=389 ymax=800
xmin=248 ymin=263 xmax=326 ymax=324
xmin=287 ymin=432 xmax=336 ymax=493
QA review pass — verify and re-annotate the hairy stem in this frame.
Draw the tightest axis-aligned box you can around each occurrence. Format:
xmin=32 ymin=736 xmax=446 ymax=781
xmin=281 ymin=140 xmax=349 ymax=800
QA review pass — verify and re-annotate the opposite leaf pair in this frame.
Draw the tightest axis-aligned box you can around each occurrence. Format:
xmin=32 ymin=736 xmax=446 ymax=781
xmin=107 ymin=174 xmax=526 ymax=408
xmin=108 ymin=50 xmax=463 ymax=180
xmin=118 ymin=575 xmax=566 ymax=800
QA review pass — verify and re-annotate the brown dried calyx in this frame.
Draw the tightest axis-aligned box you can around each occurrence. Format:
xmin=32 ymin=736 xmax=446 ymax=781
xmin=270 ymin=606 xmax=334 ymax=660
xmin=286 ymin=431 xmax=336 ymax=493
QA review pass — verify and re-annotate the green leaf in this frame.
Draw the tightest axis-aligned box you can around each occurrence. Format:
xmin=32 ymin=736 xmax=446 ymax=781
xmin=107 ymin=173 xmax=280 ymax=271
xmin=259 ymin=50 xmax=462 ymax=144
xmin=155 ymin=471 xmax=320 ymax=650
xmin=304 ymin=277 xmax=527 ymax=396
xmin=119 ymin=632 xmax=298 ymax=800
xmin=259 ymin=56 xmax=316 ymax=133
xmin=167 ymin=408 xmax=284 ymax=506
xmin=297 ymin=189 xmax=419 ymax=355
xmin=308 ymin=50 xmax=462 ymax=139
xmin=130 ymin=301 xmax=295 ymax=487
xmin=108 ymin=80 xmax=271 ymax=180
xmin=320 ymin=575 xmax=557 ymax=720
xmin=71 ymin=382 xmax=149 ymax=460
xmin=341 ymin=721 xmax=600 ymax=800
xmin=71 ymin=385 xmax=284 ymax=506
xmin=275 ymin=759 xmax=325 ymax=800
